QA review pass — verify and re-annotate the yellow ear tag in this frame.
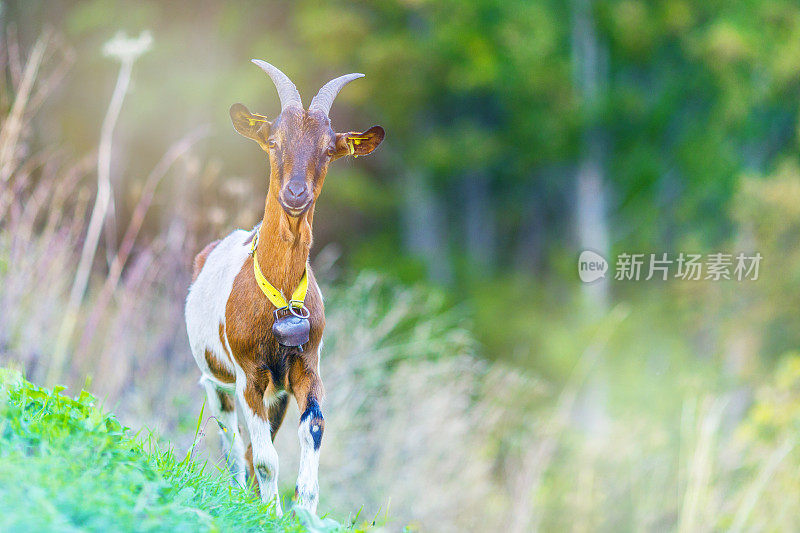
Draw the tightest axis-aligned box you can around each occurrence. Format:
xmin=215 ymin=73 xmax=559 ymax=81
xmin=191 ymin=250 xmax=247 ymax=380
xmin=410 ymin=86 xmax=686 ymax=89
xmin=347 ymin=136 xmax=369 ymax=158
xmin=248 ymin=118 xmax=256 ymax=126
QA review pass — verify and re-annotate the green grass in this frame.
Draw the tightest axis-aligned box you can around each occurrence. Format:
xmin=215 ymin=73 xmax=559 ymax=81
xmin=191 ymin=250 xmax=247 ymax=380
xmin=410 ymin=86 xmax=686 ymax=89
xmin=0 ymin=369 xmax=347 ymax=533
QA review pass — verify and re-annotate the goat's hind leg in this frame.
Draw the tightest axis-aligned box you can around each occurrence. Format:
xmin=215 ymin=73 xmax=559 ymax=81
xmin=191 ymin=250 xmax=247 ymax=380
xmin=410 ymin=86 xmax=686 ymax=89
xmin=201 ymin=377 xmax=246 ymax=487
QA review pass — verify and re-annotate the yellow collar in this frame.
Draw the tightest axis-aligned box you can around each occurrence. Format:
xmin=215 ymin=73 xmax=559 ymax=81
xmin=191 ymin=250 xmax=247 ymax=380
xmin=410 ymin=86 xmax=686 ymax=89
xmin=250 ymin=231 xmax=308 ymax=309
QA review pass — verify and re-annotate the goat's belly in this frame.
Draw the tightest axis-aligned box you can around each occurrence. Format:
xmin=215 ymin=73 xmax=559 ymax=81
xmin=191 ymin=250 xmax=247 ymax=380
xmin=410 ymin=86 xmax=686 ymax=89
xmin=185 ymin=228 xmax=252 ymax=385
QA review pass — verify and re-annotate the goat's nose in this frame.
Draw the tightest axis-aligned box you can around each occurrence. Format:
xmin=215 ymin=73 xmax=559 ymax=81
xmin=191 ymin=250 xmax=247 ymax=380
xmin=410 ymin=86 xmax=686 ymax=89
xmin=286 ymin=181 xmax=307 ymax=200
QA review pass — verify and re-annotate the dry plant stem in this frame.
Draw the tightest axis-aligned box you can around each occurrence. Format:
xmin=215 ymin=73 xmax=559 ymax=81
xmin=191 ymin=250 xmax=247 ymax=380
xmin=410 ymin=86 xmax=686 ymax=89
xmin=0 ymin=33 xmax=73 ymax=223
xmin=6 ymin=26 xmax=24 ymax=87
xmin=0 ymin=34 xmax=47 ymax=188
xmin=76 ymin=126 xmax=209 ymax=358
xmin=104 ymin=187 xmax=118 ymax=269
xmin=48 ymin=57 xmax=134 ymax=385
xmin=26 ymin=35 xmax=75 ymax=112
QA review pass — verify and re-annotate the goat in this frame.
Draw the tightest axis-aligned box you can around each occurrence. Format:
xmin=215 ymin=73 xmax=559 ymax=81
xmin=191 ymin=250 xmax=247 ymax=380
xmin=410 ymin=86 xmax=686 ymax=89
xmin=185 ymin=60 xmax=384 ymax=515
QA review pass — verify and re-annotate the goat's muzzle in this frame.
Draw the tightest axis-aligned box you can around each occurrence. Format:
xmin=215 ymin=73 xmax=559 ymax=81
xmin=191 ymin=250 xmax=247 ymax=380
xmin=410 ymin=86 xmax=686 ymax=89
xmin=279 ymin=179 xmax=311 ymax=217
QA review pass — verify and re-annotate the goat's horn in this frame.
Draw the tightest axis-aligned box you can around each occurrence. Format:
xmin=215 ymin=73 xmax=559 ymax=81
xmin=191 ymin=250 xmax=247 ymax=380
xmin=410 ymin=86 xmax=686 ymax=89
xmin=309 ymin=73 xmax=365 ymax=116
xmin=251 ymin=59 xmax=303 ymax=111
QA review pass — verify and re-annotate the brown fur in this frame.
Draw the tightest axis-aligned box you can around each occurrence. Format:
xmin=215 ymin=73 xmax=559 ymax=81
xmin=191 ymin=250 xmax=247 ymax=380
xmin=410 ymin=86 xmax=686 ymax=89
xmin=268 ymin=394 xmax=289 ymax=440
xmin=204 ymin=349 xmax=235 ymax=384
xmin=216 ymin=389 xmax=235 ymax=412
xmin=224 ymin=224 xmax=325 ymax=417
xmin=245 ymin=444 xmax=258 ymax=495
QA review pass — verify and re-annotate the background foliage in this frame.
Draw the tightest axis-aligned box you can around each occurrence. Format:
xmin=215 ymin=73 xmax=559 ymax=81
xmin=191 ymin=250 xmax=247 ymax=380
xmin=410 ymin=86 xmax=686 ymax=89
xmin=2 ymin=0 xmax=800 ymax=531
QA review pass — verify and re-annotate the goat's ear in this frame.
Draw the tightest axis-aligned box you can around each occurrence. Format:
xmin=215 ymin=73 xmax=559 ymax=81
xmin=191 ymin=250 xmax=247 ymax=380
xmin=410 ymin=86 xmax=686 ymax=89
xmin=333 ymin=126 xmax=385 ymax=160
xmin=229 ymin=103 xmax=271 ymax=144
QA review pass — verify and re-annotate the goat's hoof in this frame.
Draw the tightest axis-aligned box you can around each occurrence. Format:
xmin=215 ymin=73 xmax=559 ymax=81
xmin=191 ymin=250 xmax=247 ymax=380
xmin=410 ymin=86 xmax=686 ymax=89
xmin=293 ymin=492 xmax=318 ymax=515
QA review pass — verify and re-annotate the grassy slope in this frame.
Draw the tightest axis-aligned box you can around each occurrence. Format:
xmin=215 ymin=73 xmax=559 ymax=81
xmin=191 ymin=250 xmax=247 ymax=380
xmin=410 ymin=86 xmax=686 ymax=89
xmin=0 ymin=369 xmax=347 ymax=533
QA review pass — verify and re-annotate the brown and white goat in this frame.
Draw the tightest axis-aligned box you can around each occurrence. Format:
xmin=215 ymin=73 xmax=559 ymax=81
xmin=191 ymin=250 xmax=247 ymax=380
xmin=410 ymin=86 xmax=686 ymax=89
xmin=185 ymin=60 xmax=384 ymax=515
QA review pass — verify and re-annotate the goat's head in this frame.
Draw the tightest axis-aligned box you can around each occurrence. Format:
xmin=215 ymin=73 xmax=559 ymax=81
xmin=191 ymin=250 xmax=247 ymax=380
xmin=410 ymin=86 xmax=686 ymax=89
xmin=230 ymin=60 xmax=385 ymax=218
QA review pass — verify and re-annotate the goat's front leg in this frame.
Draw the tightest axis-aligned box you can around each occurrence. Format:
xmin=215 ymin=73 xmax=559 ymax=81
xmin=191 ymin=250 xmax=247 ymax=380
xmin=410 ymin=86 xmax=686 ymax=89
xmin=237 ymin=378 xmax=282 ymax=516
xmin=289 ymin=359 xmax=325 ymax=513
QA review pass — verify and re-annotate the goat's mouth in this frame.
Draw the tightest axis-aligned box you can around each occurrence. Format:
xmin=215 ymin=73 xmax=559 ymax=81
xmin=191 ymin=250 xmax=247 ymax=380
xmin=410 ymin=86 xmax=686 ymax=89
xmin=280 ymin=200 xmax=311 ymax=218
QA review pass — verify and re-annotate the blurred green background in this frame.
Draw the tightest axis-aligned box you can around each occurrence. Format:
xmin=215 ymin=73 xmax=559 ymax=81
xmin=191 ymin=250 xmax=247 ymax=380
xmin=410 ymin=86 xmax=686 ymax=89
xmin=9 ymin=0 xmax=800 ymax=370
xmin=3 ymin=0 xmax=800 ymax=531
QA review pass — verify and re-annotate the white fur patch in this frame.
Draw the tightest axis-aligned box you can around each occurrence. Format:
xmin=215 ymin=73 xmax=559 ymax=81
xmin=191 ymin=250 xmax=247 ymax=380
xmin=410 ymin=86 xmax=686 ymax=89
xmin=295 ymin=415 xmax=321 ymax=513
xmin=185 ymin=229 xmax=251 ymax=386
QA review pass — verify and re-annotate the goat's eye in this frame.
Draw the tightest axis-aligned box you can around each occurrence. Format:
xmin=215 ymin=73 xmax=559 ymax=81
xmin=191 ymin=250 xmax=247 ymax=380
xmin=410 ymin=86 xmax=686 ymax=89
xmin=267 ymin=139 xmax=277 ymax=149
xmin=326 ymin=145 xmax=336 ymax=156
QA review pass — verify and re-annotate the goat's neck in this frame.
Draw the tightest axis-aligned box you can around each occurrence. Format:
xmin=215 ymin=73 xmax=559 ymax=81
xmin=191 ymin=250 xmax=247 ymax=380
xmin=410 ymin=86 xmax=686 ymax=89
xmin=256 ymin=187 xmax=313 ymax=297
